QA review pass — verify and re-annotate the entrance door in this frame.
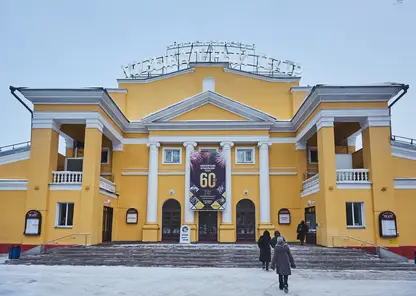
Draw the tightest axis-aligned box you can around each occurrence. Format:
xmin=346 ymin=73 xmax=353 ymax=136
xmin=198 ymin=211 xmax=218 ymax=242
xmin=162 ymin=199 xmax=181 ymax=242
xmin=236 ymin=199 xmax=256 ymax=242
xmin=102 ymin=206 xmax=113 ymax=243
xmin=305 ymin=207 xmax=316 ymax=244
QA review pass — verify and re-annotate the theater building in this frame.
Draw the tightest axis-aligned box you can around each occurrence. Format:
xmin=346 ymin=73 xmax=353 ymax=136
xmin=0 ymin=42 xmax=415 ymax=258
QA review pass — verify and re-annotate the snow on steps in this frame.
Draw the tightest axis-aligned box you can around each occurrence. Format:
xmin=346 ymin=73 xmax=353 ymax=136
xmin=6 ymin=243 xmax=416 ymax=271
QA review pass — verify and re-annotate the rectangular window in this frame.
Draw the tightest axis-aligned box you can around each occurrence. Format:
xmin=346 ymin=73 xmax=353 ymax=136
xmin=163 ymin=148 xmax=182 ymax=164
xmin=346 ymin=202 xmax=365 ymax=227
xmin=199 ymin=147 xmax=218 ymax=153
xmin=56 ymin=203 xmax=74 ymax=227
xmin=101 ymin=148 xmax=110 ymax=164
xmin=308 ymin=147 xmax=318 ymax=164
xmin=235 ymin=147 xmax=255 ymax=164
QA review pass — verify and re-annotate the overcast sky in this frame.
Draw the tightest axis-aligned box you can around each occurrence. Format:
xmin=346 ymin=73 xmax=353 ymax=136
xmin=0 ymin=0 xmax=415 ymax=148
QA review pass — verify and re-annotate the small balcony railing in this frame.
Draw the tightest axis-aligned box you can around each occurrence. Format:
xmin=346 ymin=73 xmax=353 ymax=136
xmin=336 ymin=169 xmax=369 ymax=183
xmin=302 ymin=173 xmax=319 ymax=194
xmin=99 ymin=176 xmax=116 ymax=193
xmin=51 ymin=171 xmax=116 ymax=194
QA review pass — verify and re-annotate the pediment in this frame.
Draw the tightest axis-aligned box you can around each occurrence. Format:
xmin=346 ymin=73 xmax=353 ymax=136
xmin=141 ymin=91 xmax=276 ymax=124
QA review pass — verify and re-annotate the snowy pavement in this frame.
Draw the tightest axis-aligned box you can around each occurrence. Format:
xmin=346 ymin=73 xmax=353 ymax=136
xmin=0 ymin=263 xmax=415 ymax=296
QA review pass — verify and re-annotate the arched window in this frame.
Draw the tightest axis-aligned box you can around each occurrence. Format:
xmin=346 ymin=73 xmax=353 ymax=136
xmin=203 ymin=77 xmax=215 ymax=92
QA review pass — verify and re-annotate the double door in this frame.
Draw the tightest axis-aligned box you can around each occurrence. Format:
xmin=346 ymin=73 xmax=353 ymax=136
xmin=198 ymin=211 xmax=218 ymax=242
xmin=102 ymin=206 xmax=113 ymax=243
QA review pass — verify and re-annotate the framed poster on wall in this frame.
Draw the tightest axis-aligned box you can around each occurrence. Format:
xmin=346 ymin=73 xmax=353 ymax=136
xmin=278 ymin=208 xmax=291 ymax=225
xmin=24 ymin=210 xmax=42 ymax=236
xmin=379 ymin=211 xmax=398 ymax=238
xmin=126 ymin=208 xmax=138 ymax=224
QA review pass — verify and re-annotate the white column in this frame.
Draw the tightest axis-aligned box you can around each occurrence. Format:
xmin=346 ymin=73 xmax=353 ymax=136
xmin=220 ymin=141 xmax=234 ymax=223
xmin=184 ymin=141 xmax=197 ymax=224
xmin=258 ymin=142 xmax=271 ymax=224
xmin=146 ymin=142 xmax=160 ymax=223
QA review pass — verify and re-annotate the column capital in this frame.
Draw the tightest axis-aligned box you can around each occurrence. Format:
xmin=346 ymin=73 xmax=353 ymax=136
xmin=258 ymin=141 xmax=272 ymax=149
xmin=296 ymin=141 xmax=307 ymax=150
xmin=316 ymin=117 xmax=334 ymax=131
xmin=220 ymin=141 xmax=234 ymax=149
xmin=183 ymin=141 xmax=197 ymax=149
xmin=32 ymin=118 xmax=61 ymax=133
xmin=147 ymin=142 xmax=160 ymax=148
xmin=360 ymin=116 xmax=391 ymax=131
xmin=86 ymin=118 xmax=104 ymax=133
xmin=113 ymin=143 xmax=124 ymax=152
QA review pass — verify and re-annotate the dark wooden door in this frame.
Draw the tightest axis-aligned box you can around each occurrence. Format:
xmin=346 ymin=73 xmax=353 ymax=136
xmin=102 ymin=206 xmax=113 ymax=243
xmin=162 ymin=199 xmax=181 ymax=242
xmin=305 ymin=206 xmax=316 ymax=244
xmin=198 ymin=211 xmax=218 ymax=242
xmin=236 ymin=199 xmax=256 ymax=242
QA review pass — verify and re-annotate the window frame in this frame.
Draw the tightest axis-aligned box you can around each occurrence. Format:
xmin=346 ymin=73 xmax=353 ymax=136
xmin=235 ymin=147 xmax=256 ymax=165
xmin=162 ymin=147 xmax=182 ymax=164
xmin=55 ymin=202 xmax=74 ymax=228
xmin=101 ymin=147 xmax=110 ymax=165
xmin=64 ymin=157 xmax=84 ymax=171
xmin=198 ymin=147 xmax=219 ymax=153
xmin=346 ymin=202 xmax=366 ymax=228
xmin=308 ymin=147 xmax=318 ymax=164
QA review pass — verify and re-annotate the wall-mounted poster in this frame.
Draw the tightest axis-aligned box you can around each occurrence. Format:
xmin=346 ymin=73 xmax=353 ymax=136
xmin=189 ymin=151 xmax=226 ymax=210
xmin=278 ymin=208 xmax=291 ymax=225
xmin=24 ymin=210 xmax=42 ymax=236
xmin=126 ymin=208 xmax=138 ymax=224
xmin=379 ymin=211 xmax=398 ymax=238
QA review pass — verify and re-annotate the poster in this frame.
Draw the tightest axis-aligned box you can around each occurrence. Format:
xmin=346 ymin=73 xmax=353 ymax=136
xmin=189 ymin=151 xmax=226 ymax=210
xmin=379 ymin=211 xmax=398 ymax=238
xmin=126 ymin=208 xmax=138 ymax=224
xmin=180 ymin=225 xmax=191 ymax=244
xmin=24 ymin=210 xmax=41 ymax=236
xmin=278 ymin=209 xmax=291 ymax=225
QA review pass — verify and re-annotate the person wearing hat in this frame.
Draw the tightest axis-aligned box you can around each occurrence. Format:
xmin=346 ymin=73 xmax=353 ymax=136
xmin=271 ymin=236 xmax=296 ymax=293
xmin=270 ymin=230 xmax=285 ymax=248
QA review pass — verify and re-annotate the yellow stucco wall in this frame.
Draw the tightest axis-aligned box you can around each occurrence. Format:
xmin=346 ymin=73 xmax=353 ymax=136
xmin=396 ymin=190 xmax=416 ymax=246
xmin=0 ymin=160 xmax=28 ymax=179
xmin=0 ymin=191 xmax=26 ymax=244
xmin=171 ymin=103 xmax=247 ymax=121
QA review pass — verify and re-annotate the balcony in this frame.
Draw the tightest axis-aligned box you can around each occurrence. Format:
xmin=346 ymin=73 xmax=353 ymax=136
xmin=301 ymin=173 xmax=320 ymax=197
xmin=51 ymin=171 xmax=116 ymax=194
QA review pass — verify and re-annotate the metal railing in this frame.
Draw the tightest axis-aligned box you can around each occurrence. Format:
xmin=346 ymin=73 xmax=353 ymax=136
xmin=303 ymin=173 xmax=319 ymax=190
xmin=332 ymin=235 xmax=381 ymax=248
xmin=391 ymin=135 xmax=416 ymax=146
xmin=52 ymin=171 xmax=83 ymax=184
xmin=43 ymin=233 xmax=91 ymax=247
xmin=99 ymin=176 xmax=116 ymax=193
xmin=0 ymin=141 xmax=30 ymax=152
xmin=336 ymin=169 xmax=369 ymax=183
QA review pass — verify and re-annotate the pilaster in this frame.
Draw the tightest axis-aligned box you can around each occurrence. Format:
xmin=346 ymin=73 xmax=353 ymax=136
xmin=183 ymin=142 xmax=197 ymax=242
xmin=258 ymin=142 xmax=274 ymax=232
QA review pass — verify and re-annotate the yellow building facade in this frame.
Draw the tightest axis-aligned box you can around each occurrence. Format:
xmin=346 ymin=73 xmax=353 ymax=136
xmin=1 ymin=43 xmax=415 ymax=258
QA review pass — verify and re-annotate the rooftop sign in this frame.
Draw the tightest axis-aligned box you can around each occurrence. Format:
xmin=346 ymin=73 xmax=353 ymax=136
xmin=122 ymin=41 xmax=303 ymax=79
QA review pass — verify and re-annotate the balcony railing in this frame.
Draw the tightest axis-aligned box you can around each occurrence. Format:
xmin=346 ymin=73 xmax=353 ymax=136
xmin=303 ymin=173 xmax=319 ymax=190
xmin=336 ymin=169 xmax=369 ymax=183
xmin=51 ymin=171 xmax=116 ymax=194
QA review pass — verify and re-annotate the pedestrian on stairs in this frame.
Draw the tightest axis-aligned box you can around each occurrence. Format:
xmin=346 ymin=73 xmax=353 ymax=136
xmin=257 ymin=230 xmax=271 ymax=271
xmin=296 ymin=220 xmax=309 ymax=246
xmin=270 ymin=230 xmax=285 ymax=248
xmin=271 ymin=237 xmax=296 ymax=293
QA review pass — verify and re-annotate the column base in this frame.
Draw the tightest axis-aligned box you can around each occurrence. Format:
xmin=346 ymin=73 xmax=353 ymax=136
xmin=186 ymin=224 xmax=198 ymax=243
xmin=142 ymin=224 xmax=160 ymax=242
xmin=219 ymin=223 xmax=236 ymax=243
xmin=257 ymin=223 xmax=275 ymax=236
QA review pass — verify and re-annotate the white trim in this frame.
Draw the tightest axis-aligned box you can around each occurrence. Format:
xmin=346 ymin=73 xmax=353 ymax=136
xmin=231 ymin=172 xmax=260 ymax=175
xmin=269 ymin=172 xmax=297 ymax=176
xmin=100 ymin=172 xmax=112 ymax=176
xmin=235 ymin=147 xmax=256 ymax=164
xmin=55 ymin=202 xmax=74 ymax=227
xmin=301 ymin=184 xmax=320 ymax=198
xmin=117 ymin=68 xmax=195 ymax=84
xmin=150 ymin=135 xmax=269 ymax=144
xmin=394 ymin=178 xmax=416 ymax=189
xmin=121 ymin=172 xmax=149 ymax=176
xmin=308 ymin=147 xmax=318 ymax=164
xmin=346 ymin=202 xmax=366 ymax=228
xmin=0 ymin=151 xmax=30 ymax=165
xmin=49 ymin=184 xmax=82 ymax=191
xmin=0 ymin=179 xmax=28 ymax=190
xmin=337 ymin=183 xmax=372 ymax=189
xmin=158 ymin=172 xmax=185 ymax=176
xmin=106 ymin=88 xmax=127 ymax=94
xmin=162 ymin=147 xmax=183 ymax=164
xmin=223 ymin=68 xmax=301 ymax=83
xmin=112 ymin=143 xmax=123 ymax=151
xmin=291 ymin=86 xmax=312 ymax=93
xmin=198 ymin=146 xmax=219 ymax=152
xmin=391 ymin=145 xmax=416 ymax=160
xmin=296 ymin=141 xmax=307 ymax=150
xmin=123 ymin=138 xmax=149 ymax=145
xmin=31 ymin=118 xmax=61 ymax=132
xmin=101 ymin=147 xmax=110 ymax=164
xmin=64 ymin=157 xmax=83 ymax=171
xmin=99 ymin=189 xmax=118 ymax=199
xmin=86 ymin=118 xmax=104 ymax=132
xmin=270 ymin=137 xmax=296 ymax=144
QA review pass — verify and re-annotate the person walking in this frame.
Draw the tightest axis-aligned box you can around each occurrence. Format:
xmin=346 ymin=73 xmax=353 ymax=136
xmin=271 ymin=237 xmax=296 ymax=293
xmin=270 ymin=230 xmax=285 ymax=248
xmin=296 ymin=220 xmax=309 ymax=245
xmin=257 ymin=230 xmax=272 ymax=271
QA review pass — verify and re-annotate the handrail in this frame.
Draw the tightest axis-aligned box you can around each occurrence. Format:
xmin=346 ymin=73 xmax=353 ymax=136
xmin=391 ymin=135 xmax=416 ymax=145
xmin=43 ymin=233 xmax=90 ymax=246
xmin=0 ymin=141 xmax=31 ymax=152
xmin=332 ymin=235 xmax=386 ymax=250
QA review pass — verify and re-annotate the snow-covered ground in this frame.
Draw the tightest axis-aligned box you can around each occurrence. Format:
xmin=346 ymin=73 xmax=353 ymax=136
xmin=0 ymin=264 xmax=415 ymax=296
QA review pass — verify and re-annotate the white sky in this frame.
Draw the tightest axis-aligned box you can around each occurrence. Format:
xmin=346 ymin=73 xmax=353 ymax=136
xmin=0 ymin=0 xmax=415 ymax=147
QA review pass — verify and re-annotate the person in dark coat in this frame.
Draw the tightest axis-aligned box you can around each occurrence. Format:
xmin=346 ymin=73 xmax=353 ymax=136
xmin=257 ymin=230 xmax=272 ymax=270
xmin=270 ymin=230 xmax=285 ymax=248
xmin=271 ymin=237 xmax=296 ymax=293
xmin=296 ymin=220 xmax=309 ymax=245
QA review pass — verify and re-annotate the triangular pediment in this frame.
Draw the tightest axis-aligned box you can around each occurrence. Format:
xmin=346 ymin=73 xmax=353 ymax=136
xmin=141 ymin=91 xmax=276 ymax=124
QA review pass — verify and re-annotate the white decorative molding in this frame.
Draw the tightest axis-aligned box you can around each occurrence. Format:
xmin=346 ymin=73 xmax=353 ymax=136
xmin=121 ymin=172 xmax=149 ymax=176
xmin=99 ymin=189 xmax=118 ymax=199
xmin=394 ymin=178 xmax=416 ymax=189
xmin=0 ymin=151 xmax=30 ymax=165
xmin=232 ymin=172 xmax=260 ymax=175
xmin=269 ymin=172 xmax=297 ymax=176
xmin=150 ymin=135 xmax=269 ymax=144
xmin=221 ymin=141 xmax=233 ymax=224
xmin=86 ymin=118 xmax=104 ymax=132
xmin=302 ymin=174 xmax=320 ymax=198
xmin=291 ymin=86 xmax=312 ymax=93
xmin=100 ymin=172 xmax=112 ymax=176
xmin=296 ymin=141 xmax=307 ymax=150
xmin=336 ymin=183 xmax=372 ymax=190
xmin=316 ymin=117 xmax=334 ymax=130
xmin=224 ymin=68 xmax=301 ymax=83
xmin=258 ymin=141 xmax=271 ymax=223
xmin=147 ymin=140 xmax=159 ymax=223
xmin=106 ymin=88 xmax=127 ymax=94
xmin=158 ymin=172 xmax=185 ymax=176
xmin=123 ymin=138 xmax=149 ymax=145
xmin=270 ymin=137 xmax=296 ymax=144
xmin=0 ymin=179 xmax=28 ymax=191
xmin=391 ymin=144 xmax=416 ymax=160
xmin=49 ymin=184 xmax=82 ymax=191
xmin=301 ymin=184 xmax=320 ymax=198
xmin=360 ymin=116 xmax=391 ymax=131
xmin=112 ymin=143 xmax=123 ymax=152
xmin=32 ymin=118 xmax=61 ymax=132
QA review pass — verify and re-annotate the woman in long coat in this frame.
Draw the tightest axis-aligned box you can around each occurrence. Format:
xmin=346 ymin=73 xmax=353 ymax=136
xmin=271 ymin=237 xmax=296 ymax=293
xmin=257 ymin=230 xmax=271 ymax=270
xmin=297 ymin=220 xmax=309 ymax=245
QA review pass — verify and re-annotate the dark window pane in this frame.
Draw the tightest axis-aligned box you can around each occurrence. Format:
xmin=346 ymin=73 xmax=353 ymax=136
xmin=353 ymin=203 xmax=363 ymax=226
xmin=67 ymin=203 xmax=74 ymax=226
xmin=346 ymin=203 xmax=353 ymax=226
xmin=101 ymin=150 xmax=108 ymax=163
xmin=59 ymin=204 xmax=67 ymax=226
xmin=311 ymin=150 xmax=318 ymax=163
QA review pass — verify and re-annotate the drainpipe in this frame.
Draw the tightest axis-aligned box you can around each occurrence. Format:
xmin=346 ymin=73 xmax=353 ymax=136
xmin=9 ymin=86 xmax=33 ymax=117
xmin=388 ymin=85 xmax=409 ymax=139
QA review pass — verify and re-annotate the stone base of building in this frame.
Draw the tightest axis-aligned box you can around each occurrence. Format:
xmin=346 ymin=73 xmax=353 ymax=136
xmin=219 ymin=223 xmax=236 ymax=243
xmin=188 ymin=224 xmax=198 ymax=242
xmin=142 ymin=224 xmax=160 ymax=242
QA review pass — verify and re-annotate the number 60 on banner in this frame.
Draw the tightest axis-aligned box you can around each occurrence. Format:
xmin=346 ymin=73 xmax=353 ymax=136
xmin=200 ymin=173 xmax=216 ymax=188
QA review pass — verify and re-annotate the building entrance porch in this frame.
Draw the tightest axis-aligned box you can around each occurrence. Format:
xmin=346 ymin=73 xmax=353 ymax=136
xmin=198 ymin=211 xmax=218 ymax=242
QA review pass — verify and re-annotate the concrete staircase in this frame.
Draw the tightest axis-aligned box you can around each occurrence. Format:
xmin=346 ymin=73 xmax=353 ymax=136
xmin=6 ymin=243 xmax=416 ymax=270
